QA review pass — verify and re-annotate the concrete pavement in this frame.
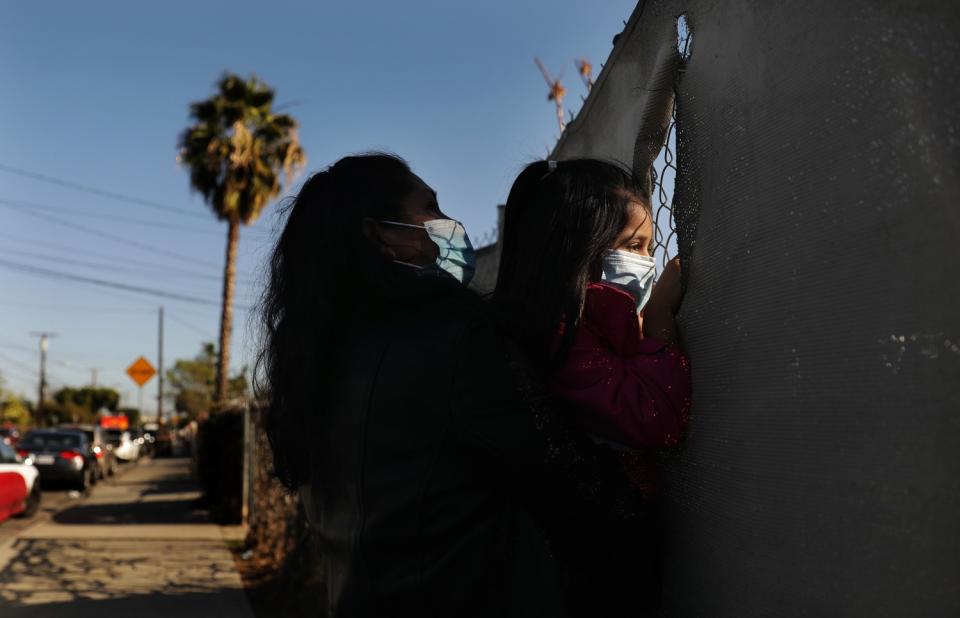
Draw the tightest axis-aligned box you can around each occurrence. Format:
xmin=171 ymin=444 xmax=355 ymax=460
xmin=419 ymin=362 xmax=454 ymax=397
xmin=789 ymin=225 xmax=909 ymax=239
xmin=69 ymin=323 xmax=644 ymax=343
xmin=0 ymin=457 xmax=254 ymax=617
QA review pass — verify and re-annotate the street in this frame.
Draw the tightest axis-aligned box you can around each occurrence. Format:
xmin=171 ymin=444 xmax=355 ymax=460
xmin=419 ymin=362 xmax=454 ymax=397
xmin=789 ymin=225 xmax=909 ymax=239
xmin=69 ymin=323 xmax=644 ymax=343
xmin=0 ymin=457 xmax=253 ymax=617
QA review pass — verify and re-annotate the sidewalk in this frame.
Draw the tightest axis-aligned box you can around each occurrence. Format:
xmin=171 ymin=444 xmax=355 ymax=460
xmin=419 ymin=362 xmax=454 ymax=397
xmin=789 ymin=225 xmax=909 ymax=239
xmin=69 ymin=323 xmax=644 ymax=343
xmin=0 ymin=457 xmax=254 ymax=618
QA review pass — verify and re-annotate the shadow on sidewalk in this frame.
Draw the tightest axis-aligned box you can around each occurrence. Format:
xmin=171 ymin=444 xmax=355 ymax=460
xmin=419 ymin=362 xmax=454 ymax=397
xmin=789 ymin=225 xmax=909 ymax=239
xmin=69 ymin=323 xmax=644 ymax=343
xmin=53 ymin=456 xmax=211 ymax=526
xmin=0 ymin=584 xmax=251 ymax=617
xmin=0 ymin=537 xmax=251 ymax=616
xmin=0 ymin=457 xmax=253 ymax=617
xmin=53 ymin=498 xmax=210 ymax=525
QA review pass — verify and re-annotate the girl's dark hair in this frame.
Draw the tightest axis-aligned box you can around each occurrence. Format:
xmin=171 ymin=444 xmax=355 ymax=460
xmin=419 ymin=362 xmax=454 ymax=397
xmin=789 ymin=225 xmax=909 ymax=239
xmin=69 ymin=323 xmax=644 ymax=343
xmin=256 ymin=153 xmax=420 ymax=489
xmin=493 ymin=158 xmax=649 ymax=368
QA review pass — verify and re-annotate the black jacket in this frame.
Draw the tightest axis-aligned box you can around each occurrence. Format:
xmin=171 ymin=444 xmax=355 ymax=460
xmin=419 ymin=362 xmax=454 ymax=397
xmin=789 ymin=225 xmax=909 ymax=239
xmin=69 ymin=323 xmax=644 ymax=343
xmin=300 ymin=283 xmax=653 ymax=617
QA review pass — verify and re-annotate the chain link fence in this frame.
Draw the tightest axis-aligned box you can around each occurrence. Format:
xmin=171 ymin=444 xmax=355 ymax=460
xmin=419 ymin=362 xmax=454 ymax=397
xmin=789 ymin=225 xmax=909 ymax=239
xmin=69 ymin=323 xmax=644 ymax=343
xmin=650 ymin=14 xmax=691 ymax=274
xmin=650 ymin=114 xmax=679 ymax=273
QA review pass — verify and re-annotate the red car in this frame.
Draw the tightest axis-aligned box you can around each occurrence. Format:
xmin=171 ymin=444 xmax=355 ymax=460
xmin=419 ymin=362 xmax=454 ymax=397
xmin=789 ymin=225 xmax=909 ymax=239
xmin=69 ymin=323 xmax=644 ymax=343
xmin=0 ymin=439 xmax=41 ymax=523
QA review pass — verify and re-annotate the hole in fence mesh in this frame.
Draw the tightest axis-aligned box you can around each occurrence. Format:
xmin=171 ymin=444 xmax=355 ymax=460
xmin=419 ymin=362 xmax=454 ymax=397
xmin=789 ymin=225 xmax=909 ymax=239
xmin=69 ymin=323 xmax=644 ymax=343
xmin=650 ymin=15 xmax=693 ymax=274
xmin=650 ymin=119 xmax=679 ymax=273
xmin=677 ymin=14 xmax=693 ymax=61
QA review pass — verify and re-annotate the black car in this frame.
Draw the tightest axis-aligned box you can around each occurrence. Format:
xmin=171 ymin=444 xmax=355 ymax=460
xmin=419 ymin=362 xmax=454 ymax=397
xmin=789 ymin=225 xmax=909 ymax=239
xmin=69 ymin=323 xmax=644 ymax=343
xmin=59 ymin=424 xmax=116 ymax=479
xmin=17 ymin=430 xmax=98 ymax=491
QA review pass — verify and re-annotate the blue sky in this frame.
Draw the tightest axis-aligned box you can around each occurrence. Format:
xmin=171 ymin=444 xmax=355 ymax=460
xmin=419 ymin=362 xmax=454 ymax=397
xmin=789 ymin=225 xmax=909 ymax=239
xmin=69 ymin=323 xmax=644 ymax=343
xmin=0 ymin=0 xmax=638 ymax=412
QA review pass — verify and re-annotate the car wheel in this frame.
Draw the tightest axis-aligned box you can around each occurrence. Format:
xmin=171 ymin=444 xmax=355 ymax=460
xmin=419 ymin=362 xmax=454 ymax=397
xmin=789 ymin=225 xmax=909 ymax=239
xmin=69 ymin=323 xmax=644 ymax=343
xmin=77 ymin=467 xmax=91 ymax=492
xmin=16 ymin=483 xmax=41 ymax=518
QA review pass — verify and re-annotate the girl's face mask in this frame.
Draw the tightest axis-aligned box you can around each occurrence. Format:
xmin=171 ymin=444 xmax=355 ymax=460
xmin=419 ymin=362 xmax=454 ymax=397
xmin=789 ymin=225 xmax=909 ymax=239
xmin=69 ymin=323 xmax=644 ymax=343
xmin=600 ymin=249 xmax=656 ymax=313
xmin=379 ymin=219 xmax=477 ymax=286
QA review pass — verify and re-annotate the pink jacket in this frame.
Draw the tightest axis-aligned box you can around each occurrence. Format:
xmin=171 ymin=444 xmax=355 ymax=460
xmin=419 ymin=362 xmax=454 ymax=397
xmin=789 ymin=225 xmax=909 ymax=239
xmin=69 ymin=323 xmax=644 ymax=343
xmin=552 ymin=283 xmax=691 ymax=495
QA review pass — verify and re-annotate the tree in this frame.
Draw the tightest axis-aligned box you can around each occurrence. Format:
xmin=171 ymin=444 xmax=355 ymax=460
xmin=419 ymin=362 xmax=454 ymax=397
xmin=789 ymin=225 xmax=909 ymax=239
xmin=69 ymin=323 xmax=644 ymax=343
xmin=166 ymin=342 xmax=248 ymax=420
xmin=178 ymin=73 xmax=305 ymax=406
xmin=53 ymin=386 xmax=120 ymax=414
xmin=52 ymin=386 xmax=120 ymax=424
xmin=1 ymin=395 xmax=32 ymax=429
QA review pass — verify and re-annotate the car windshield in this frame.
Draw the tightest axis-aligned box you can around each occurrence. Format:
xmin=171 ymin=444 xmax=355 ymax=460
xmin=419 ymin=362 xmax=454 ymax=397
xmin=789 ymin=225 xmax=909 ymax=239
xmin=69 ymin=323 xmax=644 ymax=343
xmin=21 ymin=432 xmax=82 ymax=450
xmin=103 ymin=429 xmax=122 ymax=446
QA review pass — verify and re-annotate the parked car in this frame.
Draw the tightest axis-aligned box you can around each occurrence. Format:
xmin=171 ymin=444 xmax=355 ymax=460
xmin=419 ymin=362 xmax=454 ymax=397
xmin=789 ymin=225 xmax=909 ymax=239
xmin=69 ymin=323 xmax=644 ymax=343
xmin=128 ymin=428 xmax=143 ymax=446
xmin=59 ymin=424 xmax=117 ymax=480
xmin=17 ymin=429 xmax=97 ymax=491
xmin=139 ymin=429 xmax=156 ymax=458
xmin=0 ymin=427 xmax=21 ymax=447
xmin=0 ymin=440 xmax=41 ymax=522
xmin=153 ymin=427 xmax=173 ymax=457
xmin=104 ymin=429 xmax=140 ymax=462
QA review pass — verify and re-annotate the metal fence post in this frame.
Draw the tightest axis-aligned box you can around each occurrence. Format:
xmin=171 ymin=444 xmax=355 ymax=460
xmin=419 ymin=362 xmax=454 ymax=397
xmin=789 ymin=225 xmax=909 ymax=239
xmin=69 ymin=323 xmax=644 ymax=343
xmin=241 ymin=403 xmax=251 ymax=527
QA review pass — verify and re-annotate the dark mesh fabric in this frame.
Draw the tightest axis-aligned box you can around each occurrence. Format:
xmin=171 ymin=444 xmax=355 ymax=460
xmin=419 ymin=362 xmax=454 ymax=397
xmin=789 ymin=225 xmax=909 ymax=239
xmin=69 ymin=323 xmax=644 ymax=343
xmin=552 ymin=1 xmax=960 ymax=615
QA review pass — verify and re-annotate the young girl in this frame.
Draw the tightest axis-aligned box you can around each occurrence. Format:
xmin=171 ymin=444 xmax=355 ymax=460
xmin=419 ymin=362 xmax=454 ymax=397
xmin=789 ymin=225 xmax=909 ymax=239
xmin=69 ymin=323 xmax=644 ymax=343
xmin=494 ymin=158 xmax=691 ymax=498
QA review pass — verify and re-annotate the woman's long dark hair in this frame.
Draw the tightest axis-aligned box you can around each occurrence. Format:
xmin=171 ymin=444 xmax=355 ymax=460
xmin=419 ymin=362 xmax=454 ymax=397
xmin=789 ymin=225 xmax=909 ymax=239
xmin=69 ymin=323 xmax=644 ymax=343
xmin=256 ymin=153 xmax=420 ymax=490
xmin=493 ymin=158 xmax=649 ymax=368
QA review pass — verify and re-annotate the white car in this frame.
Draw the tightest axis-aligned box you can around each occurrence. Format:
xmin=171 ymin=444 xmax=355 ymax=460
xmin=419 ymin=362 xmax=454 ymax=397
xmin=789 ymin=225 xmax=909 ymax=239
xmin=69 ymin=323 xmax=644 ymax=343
xmin=111 ymin=430 xmax=141 ymax=462
xmin=0 ymin=440 xmax=41 ymax=522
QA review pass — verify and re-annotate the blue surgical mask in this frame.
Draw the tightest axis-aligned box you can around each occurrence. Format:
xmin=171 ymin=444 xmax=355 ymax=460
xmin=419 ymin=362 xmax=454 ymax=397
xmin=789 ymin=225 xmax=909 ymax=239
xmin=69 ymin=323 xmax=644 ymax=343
xmin=600 ymin=249 xmax=656 ymax=313
xmin=379 ymin=218 xmax=476 ymax=286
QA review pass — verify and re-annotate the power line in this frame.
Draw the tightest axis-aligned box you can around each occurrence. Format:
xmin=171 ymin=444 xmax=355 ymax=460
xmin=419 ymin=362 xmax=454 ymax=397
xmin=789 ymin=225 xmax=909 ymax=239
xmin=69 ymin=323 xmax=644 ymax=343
xmin=0 ymin=197 xmax=225 ymax=237
xmin=0 ymin=247 xmax=255 ymax=289
xmin=0 ymin=164 xmax=277 ymax=240
xmin=45 ymin=373 xmax=69 ymax=390
xmin=1 ymin=203 xmax=222 ymax=269
xmin=0 ymin=231 xmax=175 ymax=270
xmin=0 ymin=232 xmax=257 ymax=283
xmin=167 ymin=312 xmax=214 ymax=338
xmin=0 ymin=300 xmax=156 ymax=314
xmin=0 ymin=351 xmax=37 ymax=375
xmin=31 ymin=352 xmax=86 ymax=373
xmin=0 ymin=248 xmax=206 ymax=282
xmin=1 ymin=340 xmax=97 ymax=375
xmin=0 ymin=363 xmax=37 ymax=386
xmin=0 ymin=162 xmax=209 ymax=220
xmin=0 ymin=343 xmax=132 ymax=396
xmin=0 ymin=257 xmax=245 ymax=308
xmin=0 ymin=342 xmax=36 ymax=354
xmin=0 ymin=197 xmax=272 ymax=240
xmin=2 ymin=264 xmax=248 ymax=317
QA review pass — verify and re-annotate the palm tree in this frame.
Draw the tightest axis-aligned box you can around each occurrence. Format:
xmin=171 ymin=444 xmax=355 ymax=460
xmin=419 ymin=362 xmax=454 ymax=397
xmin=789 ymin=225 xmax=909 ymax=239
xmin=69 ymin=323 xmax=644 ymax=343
xmin=178 ymin=73 xmax=305 ymax=406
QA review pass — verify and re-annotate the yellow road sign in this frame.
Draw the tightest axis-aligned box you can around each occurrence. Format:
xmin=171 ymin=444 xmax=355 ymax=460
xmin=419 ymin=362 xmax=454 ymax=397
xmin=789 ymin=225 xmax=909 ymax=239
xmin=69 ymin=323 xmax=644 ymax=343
xmin=126 ymin=356 xmax=156 ymax=387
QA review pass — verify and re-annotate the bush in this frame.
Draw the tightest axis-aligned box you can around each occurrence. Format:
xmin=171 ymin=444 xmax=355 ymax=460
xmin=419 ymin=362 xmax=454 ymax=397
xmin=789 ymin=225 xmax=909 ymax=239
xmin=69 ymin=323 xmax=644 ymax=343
xmin=196 ymin=405 xmax=326 ymax=613
xmin=195 ymin=408 xmax=244 ymax=523
xmin=243 ymin=408 xmax=327 ymax=616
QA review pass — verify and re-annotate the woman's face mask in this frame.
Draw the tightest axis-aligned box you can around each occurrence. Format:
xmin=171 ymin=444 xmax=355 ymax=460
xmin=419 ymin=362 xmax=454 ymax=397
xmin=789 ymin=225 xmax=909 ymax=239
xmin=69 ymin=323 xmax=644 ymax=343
xmin=600 ymin=249 xmax=656 ymax=313
xmin=379 ymin=219 xmax=477 ymax=286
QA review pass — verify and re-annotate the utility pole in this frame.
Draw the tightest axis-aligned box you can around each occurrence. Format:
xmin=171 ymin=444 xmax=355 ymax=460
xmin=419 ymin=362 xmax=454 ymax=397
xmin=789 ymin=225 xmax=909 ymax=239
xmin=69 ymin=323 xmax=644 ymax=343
xmin=90 ymin=367 xmax=98 ymax=387
xmin=158 ymin=306 xmax=164 ymax=426
xmin=29 ymin=332 xmax=57 ymax=426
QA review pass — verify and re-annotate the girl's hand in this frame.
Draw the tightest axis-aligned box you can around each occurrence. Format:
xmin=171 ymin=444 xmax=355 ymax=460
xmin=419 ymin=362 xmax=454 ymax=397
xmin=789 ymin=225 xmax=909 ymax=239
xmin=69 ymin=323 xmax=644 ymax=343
xmin=649 ymin=258 xmax=682 ymax=315
xmin=642 ymin=258 xmax=682 ymax=347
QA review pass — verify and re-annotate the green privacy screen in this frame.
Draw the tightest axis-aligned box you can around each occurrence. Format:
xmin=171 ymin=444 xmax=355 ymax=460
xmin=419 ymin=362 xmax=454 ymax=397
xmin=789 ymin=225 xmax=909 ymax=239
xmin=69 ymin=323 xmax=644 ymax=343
xmin=551 ymin=1 xmax=960 ymax=615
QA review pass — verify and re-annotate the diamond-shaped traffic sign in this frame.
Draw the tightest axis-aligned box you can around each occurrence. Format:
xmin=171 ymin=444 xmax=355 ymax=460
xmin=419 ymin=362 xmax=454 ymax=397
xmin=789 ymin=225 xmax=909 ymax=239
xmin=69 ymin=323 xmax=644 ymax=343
xmin=126 ymin=356 xmax=156 ymax=387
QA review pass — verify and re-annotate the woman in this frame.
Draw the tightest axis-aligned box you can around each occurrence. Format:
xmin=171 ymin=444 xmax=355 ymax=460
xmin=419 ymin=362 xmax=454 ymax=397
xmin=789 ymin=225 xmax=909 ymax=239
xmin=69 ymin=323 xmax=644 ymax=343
xmin=494 ymin=158 xmax=692 ymax=609
xmin=257 ymin=153 xmax=653 ymax=617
